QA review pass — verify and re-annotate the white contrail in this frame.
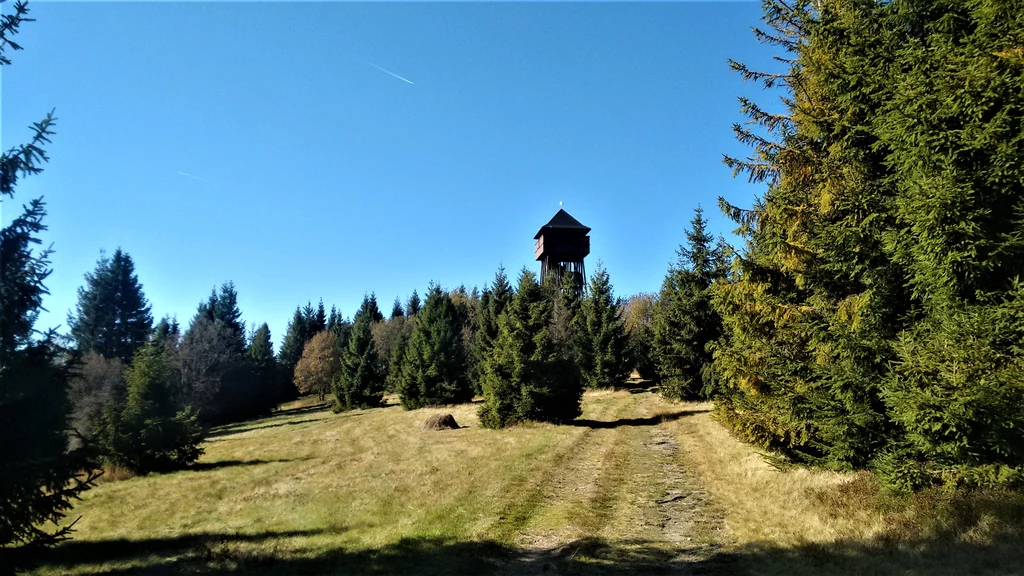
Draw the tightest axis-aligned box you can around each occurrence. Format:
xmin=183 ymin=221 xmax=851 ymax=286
xmin=364 ymin=60 xmax=414 ymax=85
xmin=177 ymin=170 xmax=209 ymax=182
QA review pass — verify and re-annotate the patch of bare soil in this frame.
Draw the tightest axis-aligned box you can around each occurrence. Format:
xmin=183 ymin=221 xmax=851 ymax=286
xmin=644 ymin=429 xmax=728 ymax=561
xmin=498 ymin=397 xmax=731 ymax=575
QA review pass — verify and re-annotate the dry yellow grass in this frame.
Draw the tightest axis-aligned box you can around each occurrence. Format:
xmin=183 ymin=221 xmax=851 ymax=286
xmin=662 ymin=402 xmax=1024 ymax=575
xmin=26 ymin=390 xmax=1024 ymax=575
xmin=663 ymin=402 xmax=873 ymax=545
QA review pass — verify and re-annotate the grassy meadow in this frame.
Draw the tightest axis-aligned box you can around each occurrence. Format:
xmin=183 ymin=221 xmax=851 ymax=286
xmin=30 ymin=390 xmax=1024 ymax=575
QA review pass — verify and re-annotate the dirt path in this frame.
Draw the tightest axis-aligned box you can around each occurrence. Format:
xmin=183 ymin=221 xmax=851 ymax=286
xmin=496 ymin=391 xmax=729 ymax=575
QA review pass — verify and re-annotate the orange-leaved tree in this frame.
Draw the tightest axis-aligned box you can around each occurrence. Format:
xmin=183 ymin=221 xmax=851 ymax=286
xmin=293 ymin=331 xmax=341 ymax=402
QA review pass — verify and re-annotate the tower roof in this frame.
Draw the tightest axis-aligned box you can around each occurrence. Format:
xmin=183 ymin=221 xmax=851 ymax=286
xmin=534 ymin=209 xmax=591 ymax=239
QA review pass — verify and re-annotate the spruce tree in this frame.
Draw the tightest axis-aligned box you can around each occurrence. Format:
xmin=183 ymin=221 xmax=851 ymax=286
xmin=246 ymin=323 xmax=279 ymax=416
xmin=98 ymin=341 xmax=204 ymax=474
xmin=213 ymin=281 xmax=245 ymax=353
xmin=449 ymin=285 xmax=479 ymax=389
xmin=330 ymin=314 xmax=353 ymax=348
xmin=333 ymin=314 xmax=385 ymax=411
xmin=371 ymin=315 xmax=406 ymax=388
xmin=195 ymin=287 xmax=217 ymax=322
xmin=871 ymin=0 xmax=1024 ymax=489
xmin=327 ymin=305 xmax=341 ymax=333
xmin=302 ymin=301 xmax=317 ymax=332
xmin=68 ymin=248 xmax=154 ymax=362
xmin=470 ymin=266 xmax=513 ymax=390
xmin=653 ymin=207 xmax=727 ymax=399
xmin=304 ymin=299 xmax=325 ymax=334
xmin=385 ymin=319 xmax=412 ymax=393
xmin=479 ymin=270 xmax=583 ymax=428
xmin=396 ymin=284 xmax=471 ymax=409
xmin=406 ymin=289 xmax=422 ymax=316
xmin=713 ymin=0 xmax=1024 ymax=490
xmin=278 ymin=306 xmax=309 ymax=400
xmin=580 ymin=264 xmax=630 ymax=389
xmin=715 ymin=1 xmax=899 ymax=469
xmin=356 ymin=292 xmax=385 ymax=324
xmin=178 ymin=283 xmax=253 ymax=423
xmin=193 ymin=282 xmax=245 ymax=353
xmin=0 ymin=6 xmax=99 ymax=548
xmin=153 ymin=315 xmax=180 ymax=343
xmin=390 ymin=297 xmax=405 ymax=319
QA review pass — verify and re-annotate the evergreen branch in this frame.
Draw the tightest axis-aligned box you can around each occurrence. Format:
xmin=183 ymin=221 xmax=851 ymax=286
xmin=763 ymin=0 xmax=810 ymax=37
xmin=0 ymin=110 xmax=56 ymax=198
xmin=0 ymin=0 xmax=33 ymax=66
xmin=732 ymin=123 xmax=785 ymax=154
xmin=738 ymin=97 xmax=792 ymax=134
xmin=718 ymin=196 xmax=763 ymax=237
xmin=752 ymin=26 xmax=798 ymax=49
xmin=728 ymin=59 xmax=791 ymax=89
xmin=723 ymin=154 xmax=780 ymax=185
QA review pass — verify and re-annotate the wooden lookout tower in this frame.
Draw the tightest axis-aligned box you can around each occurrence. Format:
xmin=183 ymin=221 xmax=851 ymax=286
xmin=535 ymin=209 xmax=591 ymax=289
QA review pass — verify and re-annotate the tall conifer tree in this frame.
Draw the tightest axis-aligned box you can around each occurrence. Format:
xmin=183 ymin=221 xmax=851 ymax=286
xmin=68 ymin=249 xmax=153 ymax=362
xmin=153 ymin=315 xmax=180 ymax=343
xmin=311 ymin=299 xmax=327 ymax=334
xmin=406 ymin=289 xmax=422 ymax=316
xmin=385 ymin=320 xmax=412 ymax=393
xmin=714 ymin=0 xmax=900 ymax=469
xmin=277 ymin=307 xmax=309 ymax=401
xmin=98 ymin=341 xmax=204 ymax=474
xmin=470 ymin=266 xmax=513 ymax=388
xmin=0 ymin=5 xmax=99 ymax=546
xmin=713 ymin=0 xmax=1024 ymax=489
xmin=214 ymin=281 xmax=245 ymax=353
xmin=580 ymin=264 xmax=630 ymax=389
xmin=246 ymin=323 xmax=278 ymax=415
xmin=356 ymin=292 xmax=385 ymax=324
xmin=653 ymin=208 xmax=728 ymax=399
xmin=301 ymin=301 xmax=317 ymax=332
xmin=479 ymin=270 xmax=582 ymax=428
xmin=396 ymin=284 xmax=470 ymax=408
xmin=333 ymin=313 xmax=385 ymax=411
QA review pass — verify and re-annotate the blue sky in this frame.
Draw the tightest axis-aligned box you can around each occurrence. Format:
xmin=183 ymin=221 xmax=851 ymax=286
xmin=3 ymin=1 xmax=778 ymax=348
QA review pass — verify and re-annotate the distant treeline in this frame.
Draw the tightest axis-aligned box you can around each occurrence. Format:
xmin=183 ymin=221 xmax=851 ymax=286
xmin=278 ymin=264 xmax=633 ymax=428
xmin=62 ymin=250 xmax=640 ymax=475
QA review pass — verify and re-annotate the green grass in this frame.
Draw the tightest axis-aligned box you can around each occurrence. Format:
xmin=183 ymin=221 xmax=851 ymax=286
xmin=25 ymin=390 xmax=1024 ymax=575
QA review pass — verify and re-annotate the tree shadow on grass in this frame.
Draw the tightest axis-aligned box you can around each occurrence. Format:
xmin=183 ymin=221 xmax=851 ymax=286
xmin=187 ymin=458 xmax=299 ymax=472
xmin=272 ymin=403 xmax=332 ymax=418
xmin=21 ymin=531 xmax=1024 ymax=575
xmin=206 ymin=418 xmax=326 ymax=439
xmin=568 ymin=409 xmax=709 ymax=429
xmin=204 ymin=403 xmax=332 ymax=436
